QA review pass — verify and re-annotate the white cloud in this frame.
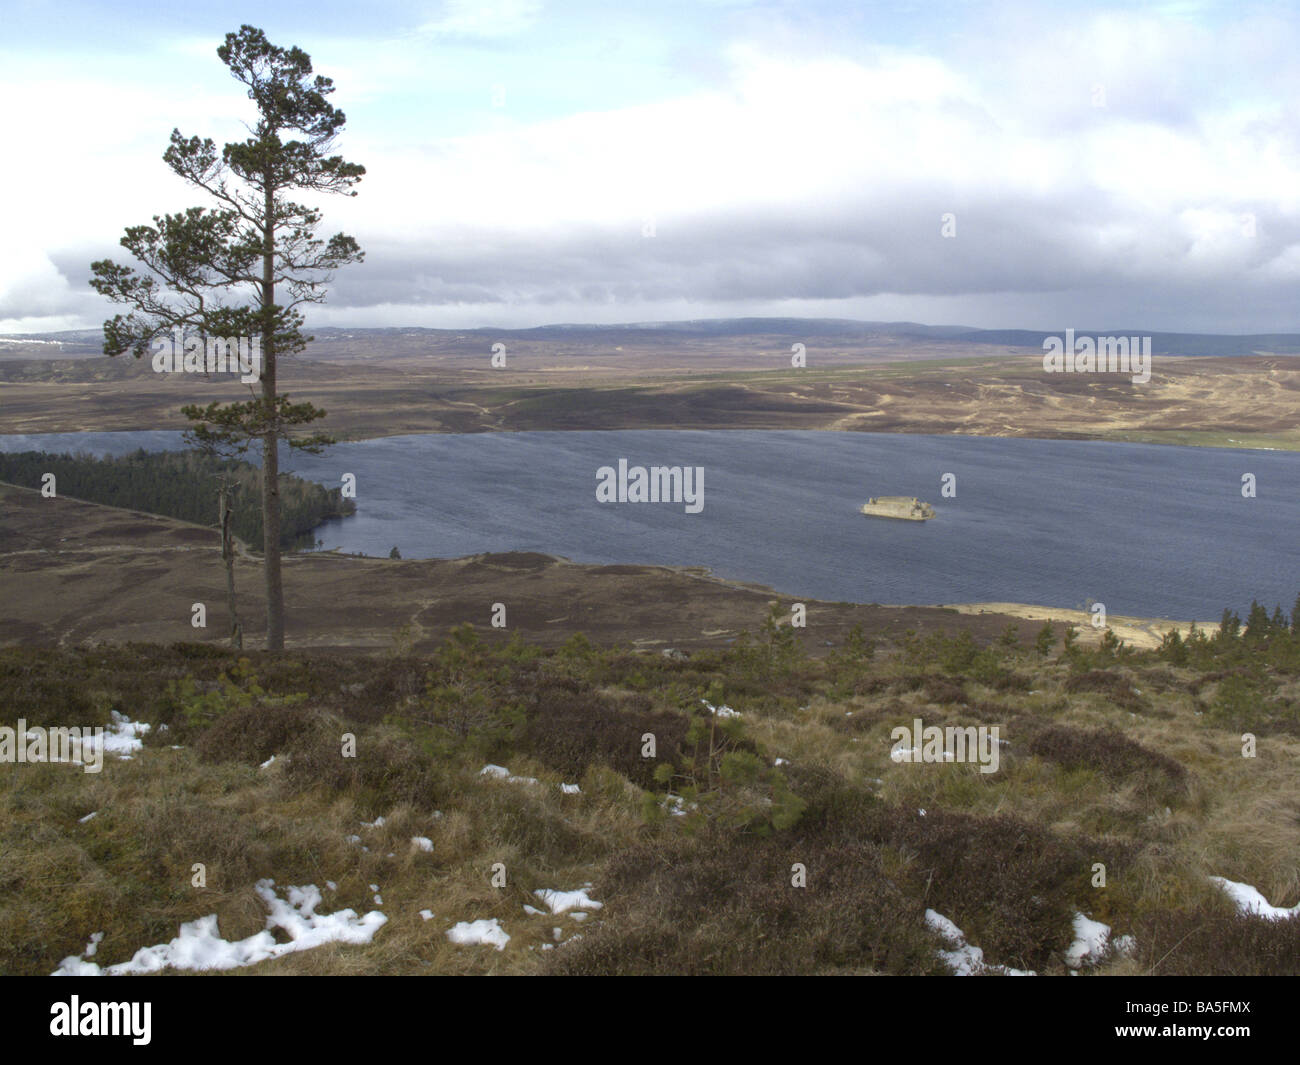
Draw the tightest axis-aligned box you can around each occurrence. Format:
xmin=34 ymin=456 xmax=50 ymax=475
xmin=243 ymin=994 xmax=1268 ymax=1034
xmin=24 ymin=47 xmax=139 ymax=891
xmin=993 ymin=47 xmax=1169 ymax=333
xmin=8 ymin=6 xmax=1300 ymax=331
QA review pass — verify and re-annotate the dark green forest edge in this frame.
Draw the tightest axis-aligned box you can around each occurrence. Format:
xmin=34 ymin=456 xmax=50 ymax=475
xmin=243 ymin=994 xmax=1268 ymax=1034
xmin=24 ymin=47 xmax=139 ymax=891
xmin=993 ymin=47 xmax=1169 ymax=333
xmin=3 ymin=598 xmax=1299 ymax=975
xmin=0 ymin=450 xmax=354 ymax=550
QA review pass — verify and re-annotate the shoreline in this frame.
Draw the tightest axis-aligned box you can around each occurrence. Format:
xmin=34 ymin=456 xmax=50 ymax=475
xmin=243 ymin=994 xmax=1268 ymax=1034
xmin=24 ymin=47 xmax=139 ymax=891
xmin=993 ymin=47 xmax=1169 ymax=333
xmin=935 ymin=601 xmax=1219 ymax=649
xmin=2 ymin=423 xmax=1296 ymax=454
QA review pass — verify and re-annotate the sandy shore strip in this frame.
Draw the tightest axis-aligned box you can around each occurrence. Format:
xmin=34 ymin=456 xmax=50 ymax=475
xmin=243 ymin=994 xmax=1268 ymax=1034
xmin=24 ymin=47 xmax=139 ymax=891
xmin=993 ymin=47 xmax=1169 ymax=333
xmin=936 ymin=602 xmax=1220 ymax=650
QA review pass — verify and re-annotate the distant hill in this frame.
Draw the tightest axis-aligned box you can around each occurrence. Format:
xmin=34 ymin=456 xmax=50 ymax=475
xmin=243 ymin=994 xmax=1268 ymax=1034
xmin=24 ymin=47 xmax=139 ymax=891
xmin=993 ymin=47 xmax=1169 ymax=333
xmin=6 ymin=319 xmax=1300 ymax=358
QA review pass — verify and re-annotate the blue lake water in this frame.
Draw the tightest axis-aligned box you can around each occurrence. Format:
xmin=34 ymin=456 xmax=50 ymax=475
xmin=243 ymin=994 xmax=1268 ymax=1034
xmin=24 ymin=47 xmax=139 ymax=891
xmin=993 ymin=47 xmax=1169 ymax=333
xmin=2 ymin=429 xmax=1297 ymax=620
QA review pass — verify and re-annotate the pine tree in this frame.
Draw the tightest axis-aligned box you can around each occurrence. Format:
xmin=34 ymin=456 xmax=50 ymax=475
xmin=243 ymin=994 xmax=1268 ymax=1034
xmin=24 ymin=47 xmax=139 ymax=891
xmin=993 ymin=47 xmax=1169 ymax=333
xmin=89 ymin=26 xmax=364 ymax=651
xmin=1033 ymin=621 xmax=1055 ymax=656
xmin=1244 ymin=600 xmax=1270 ymax=642
xmin=1219 ymin=608 xmax=1241 ymax=641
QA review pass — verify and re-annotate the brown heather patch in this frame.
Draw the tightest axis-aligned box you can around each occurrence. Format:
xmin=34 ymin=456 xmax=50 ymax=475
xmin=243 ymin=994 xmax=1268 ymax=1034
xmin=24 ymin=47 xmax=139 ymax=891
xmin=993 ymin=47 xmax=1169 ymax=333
xmin=1134 ymin=904 xmax=1300 ymax=975
xmin=541 ymin=826 xmax=942 ymax=976
xmin=546 ymin=770 xmax=1131 ymax=976
xmin=282 ymin=718 xmax=451 ymax=814
xmin=1010 ymin=719 xmax=1190 ymax=805
xmin=1064 ymin=670 xmax=1150 ymax=713
xmin=518 ymin=684 xmax=690 ymax=789
xmin=195 ymin=701 xmax=320 ymax=767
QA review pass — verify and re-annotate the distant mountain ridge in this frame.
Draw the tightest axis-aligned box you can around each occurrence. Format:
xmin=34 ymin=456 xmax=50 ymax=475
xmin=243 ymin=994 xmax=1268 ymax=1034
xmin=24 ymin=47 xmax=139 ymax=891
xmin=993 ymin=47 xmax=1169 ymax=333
xmin=6 ymin=319 xmax=1300 ymax=357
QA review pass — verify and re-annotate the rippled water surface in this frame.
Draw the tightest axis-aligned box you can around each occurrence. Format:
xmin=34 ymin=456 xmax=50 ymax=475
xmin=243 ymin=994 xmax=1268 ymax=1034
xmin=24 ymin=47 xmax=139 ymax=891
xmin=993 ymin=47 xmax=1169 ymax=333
xmin=4 ymin=429 xmax=1296 ymax=619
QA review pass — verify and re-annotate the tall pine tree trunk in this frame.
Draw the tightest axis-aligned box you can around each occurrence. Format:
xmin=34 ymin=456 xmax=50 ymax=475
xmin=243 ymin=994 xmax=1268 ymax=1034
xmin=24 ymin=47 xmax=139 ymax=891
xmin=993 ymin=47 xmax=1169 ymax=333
xmin=261 ymin=429 xmax=283 ymax=650
xmin=261 ymin=179 xmax=285 ymax=652
xmin=219 ymin=482 xmax=243 ymax=650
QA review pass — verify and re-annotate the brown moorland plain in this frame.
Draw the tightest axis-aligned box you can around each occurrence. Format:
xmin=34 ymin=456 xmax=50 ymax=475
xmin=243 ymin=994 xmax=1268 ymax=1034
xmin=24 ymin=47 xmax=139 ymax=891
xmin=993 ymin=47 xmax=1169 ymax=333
xmin=1 ymin=334 xmax=1296 ymax=450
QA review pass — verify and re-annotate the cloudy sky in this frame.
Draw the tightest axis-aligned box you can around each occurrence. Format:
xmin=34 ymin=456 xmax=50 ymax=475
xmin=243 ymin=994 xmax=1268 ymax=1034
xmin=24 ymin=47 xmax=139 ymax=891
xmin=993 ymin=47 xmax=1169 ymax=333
xmin=3 ymin=0 xmax=1300 ymax=333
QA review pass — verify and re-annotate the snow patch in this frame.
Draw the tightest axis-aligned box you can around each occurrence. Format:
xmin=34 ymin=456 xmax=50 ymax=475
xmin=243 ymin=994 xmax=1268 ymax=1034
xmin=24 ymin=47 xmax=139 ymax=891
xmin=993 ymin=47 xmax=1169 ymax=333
xmin=1210 ymin=876 xmax=1300 ymax=920
xmin=445 ymin=918 xmax=509 ymax=951
xmin=924 ymin=909 xmax=1035 ymax=977
xmin=51 ymin=880 xmax=386 ymax=975
xmin=533 ymin=886 xmax=603 ymax=915
xmin=479 ymin=764 xmax=537 ymax=785
xmin=1065 ymin=913 xmax=1113 ymax=969
xmin=103 ymin=712 xmax=150 ymax=757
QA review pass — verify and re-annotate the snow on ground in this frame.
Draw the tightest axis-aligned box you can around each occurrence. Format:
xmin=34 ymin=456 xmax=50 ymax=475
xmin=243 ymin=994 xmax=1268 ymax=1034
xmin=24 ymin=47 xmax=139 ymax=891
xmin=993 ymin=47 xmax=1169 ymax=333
xmin=1064 ymin=913 xmax=1114 ymax=969
xmin=360 ymin=816 xmax=385 ymax=828
xmin=411 ymin=836 xmax=433 ymax=852
xmin=560 ymin=783 xmax=581 ymax=794
xmin=1210 ymin=876 xmax=1300 ymax=919
xmin=924 ymin=909 xmax=1035 ymax=976
xmin=78 ymin=811 xmax=97 ymax=823
xmin=445 ymin=918 xmax=509 ymax=951
xmin=102 ymin=712 xmax=150 ymax=756
xmin=662 ymin=794 xmax=693 ymax=817
xmin=533 ymin=885 xmax=603 ymax=914
xmin=702 ymin=699 xmax=739 ymax=718
xmin=479 ymin=764 xmax=538 ymax=785
xmin=51 ymin=880 xmax=386 ymax=975
xmin=420 ymin=909 xmax=435 ymax=921
xmin=259 ymin=755 xmax=275 ymax=769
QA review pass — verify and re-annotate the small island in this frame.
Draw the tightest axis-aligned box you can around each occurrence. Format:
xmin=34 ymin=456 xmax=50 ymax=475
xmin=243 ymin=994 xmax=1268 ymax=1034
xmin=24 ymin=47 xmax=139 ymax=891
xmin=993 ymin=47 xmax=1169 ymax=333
xmin=860 ymin=495 xmax=936 ymax=521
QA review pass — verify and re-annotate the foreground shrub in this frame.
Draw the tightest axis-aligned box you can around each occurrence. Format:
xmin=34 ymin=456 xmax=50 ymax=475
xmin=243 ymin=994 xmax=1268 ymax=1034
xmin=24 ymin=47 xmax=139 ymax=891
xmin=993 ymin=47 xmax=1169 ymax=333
xmin=1064 ymin=670 xmax=1149 ymax=713
xmin=519 ymin=685 xmax=689 ymax=789
xmin=282 ymin=718 xmax=448 ymax=813
xmin=1134 ymin=905 xmax=1300 ymax=975
xmin=1013 ymin=721 xmax=1190 ymax=805
xmin=547 ymin=781 xmax=1119 ymax=974
xmin=542 ymin=828 xmax=941 ymax=975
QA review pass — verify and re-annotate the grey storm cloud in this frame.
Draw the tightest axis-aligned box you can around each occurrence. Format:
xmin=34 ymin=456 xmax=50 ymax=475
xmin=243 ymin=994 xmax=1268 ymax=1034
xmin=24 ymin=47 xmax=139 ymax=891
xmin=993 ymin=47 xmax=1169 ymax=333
xmin=318 ymin=190 xmax=1300 ymax=311
xmin=39 ymin=186 xmax=1300 ymax=334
